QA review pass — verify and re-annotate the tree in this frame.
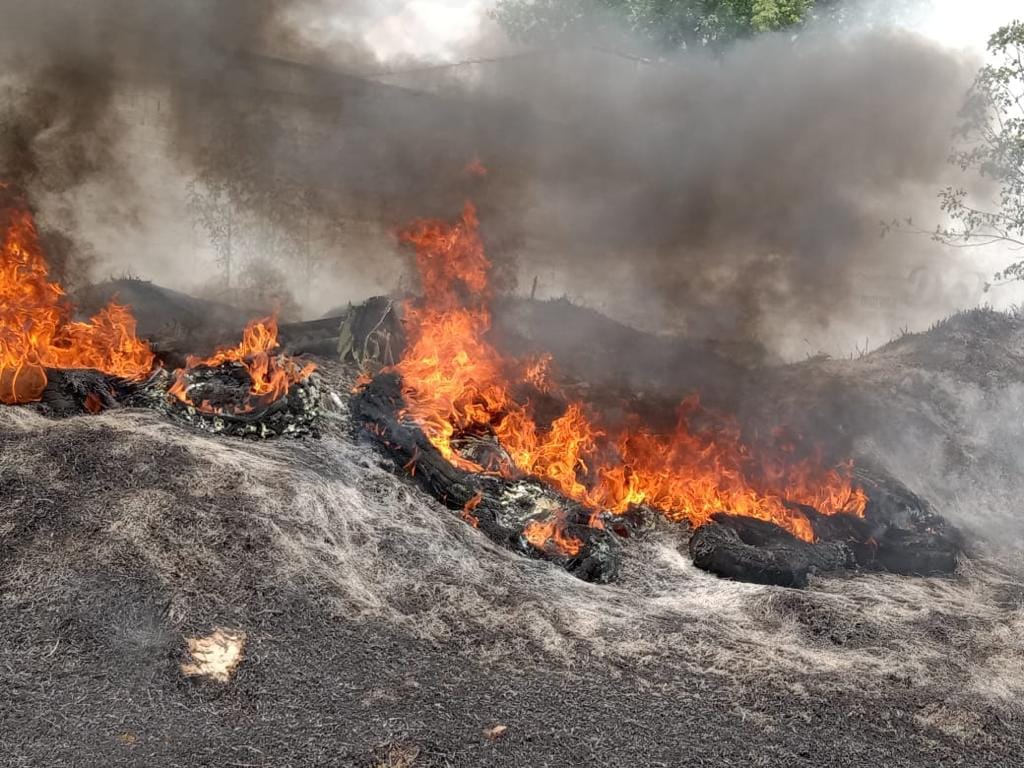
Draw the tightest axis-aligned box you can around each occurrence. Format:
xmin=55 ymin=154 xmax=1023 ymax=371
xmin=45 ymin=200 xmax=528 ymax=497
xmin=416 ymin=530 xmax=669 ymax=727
xmin=185 ymin=108 xmax=344 ymax=300
xmin=492 ymin=0 xmax=821 ymax=51
xmin=933 ymin=21 xmax=1024 ymax=280
xmin=186 ymin=175 xmax=240 ymax=289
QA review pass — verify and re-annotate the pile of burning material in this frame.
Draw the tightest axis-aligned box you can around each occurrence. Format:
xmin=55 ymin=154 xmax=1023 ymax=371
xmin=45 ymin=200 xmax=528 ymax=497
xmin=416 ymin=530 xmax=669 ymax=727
xmin=0 ymin=183 xmax=318 ymax=436
xmin=167 ymin=316 xmax=320 ymax=438
xmin=0 ymin=184 xmax=155 ymax=412
xmin=354 ymin=371 xmax=622 ymax=582
xmin=354 ymin=202 xmax=962 ymax=586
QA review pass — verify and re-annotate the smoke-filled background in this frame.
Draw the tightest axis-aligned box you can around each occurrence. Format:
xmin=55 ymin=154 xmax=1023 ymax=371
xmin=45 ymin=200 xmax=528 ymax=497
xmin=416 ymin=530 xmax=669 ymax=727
xmin=0 ymin=0 xmax=1018 ymax=358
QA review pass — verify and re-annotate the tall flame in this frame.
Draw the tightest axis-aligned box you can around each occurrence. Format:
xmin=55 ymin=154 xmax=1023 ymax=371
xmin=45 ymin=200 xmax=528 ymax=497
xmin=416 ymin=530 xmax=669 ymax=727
xmin=0 ymin=187 xmax=154 ymax=405
xmin=169 ymin=315 xmax=316 ymax=415
xmin=390 ymin=202 xmax=866 ymax=546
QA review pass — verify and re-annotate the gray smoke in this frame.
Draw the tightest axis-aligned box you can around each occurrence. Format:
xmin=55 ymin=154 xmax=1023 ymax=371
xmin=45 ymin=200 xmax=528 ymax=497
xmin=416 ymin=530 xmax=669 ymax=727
xmin=428 ymin=29 xmax=980 ymax=353
xmin=0 ymin=1 xmax=985 ymax=353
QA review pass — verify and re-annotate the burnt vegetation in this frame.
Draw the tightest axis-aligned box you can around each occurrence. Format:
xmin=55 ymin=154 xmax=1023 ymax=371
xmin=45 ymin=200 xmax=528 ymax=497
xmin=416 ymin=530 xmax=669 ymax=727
xmin=1 ymin=2 xmax=1024 ymax=767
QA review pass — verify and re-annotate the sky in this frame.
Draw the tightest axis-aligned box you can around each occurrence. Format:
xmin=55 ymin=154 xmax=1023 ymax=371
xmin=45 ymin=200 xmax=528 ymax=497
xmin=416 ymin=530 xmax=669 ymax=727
xmin=362 ymin=0 xmax=490 ymax=61
xmin=894 ymin=0 xmax=1021 ymax=50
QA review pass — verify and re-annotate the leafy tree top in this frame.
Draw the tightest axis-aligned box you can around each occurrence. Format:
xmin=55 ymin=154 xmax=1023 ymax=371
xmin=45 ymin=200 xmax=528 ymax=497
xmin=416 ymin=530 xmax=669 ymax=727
xmin=932 ymin=20 xmax=1024 ymax=281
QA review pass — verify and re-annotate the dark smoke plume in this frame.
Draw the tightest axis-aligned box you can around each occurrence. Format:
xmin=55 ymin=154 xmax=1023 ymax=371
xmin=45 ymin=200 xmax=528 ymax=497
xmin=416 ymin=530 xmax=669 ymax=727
xmin=0 ymin=1 xmax=981 ymax=352
xmin=466 ymin=31 xmax=979 ymax=349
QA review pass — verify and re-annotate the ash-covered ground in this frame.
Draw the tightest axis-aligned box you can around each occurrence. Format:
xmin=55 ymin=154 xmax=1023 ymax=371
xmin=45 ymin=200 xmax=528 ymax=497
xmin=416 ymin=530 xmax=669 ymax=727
xmin=3 ymin=301 xmax=1024 ymax=767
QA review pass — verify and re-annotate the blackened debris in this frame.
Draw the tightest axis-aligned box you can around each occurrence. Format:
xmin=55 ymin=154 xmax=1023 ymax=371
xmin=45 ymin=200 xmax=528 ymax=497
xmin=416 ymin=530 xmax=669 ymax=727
xmin=689 ymin=513 xmax=854 ymax=588
xmin=164 ymin=367 xmax=321 ymax=439
xmin=352 ymin=371 xmax=620 ymax=583
xmin=690 ymin=467 xmax=961 ymax=586
xmin=37 ymin=368 xmax=125 ymax=416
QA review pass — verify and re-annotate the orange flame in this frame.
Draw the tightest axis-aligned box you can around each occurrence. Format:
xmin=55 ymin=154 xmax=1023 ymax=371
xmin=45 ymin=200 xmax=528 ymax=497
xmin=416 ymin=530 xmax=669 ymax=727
xmin=389 ymin=202 xmax=866 ymax=542
xmin=523 ymin=353 xmax=554 ymax=393
xmin=462 ymin=491 xmax=483 ymax=528
xmin=523 ymin=515 xmax=583 ymax=557
xmin=169 ymin=315 xmax=316 ymax=415
xmin=0 ymin=191 xmax=154 ymax=405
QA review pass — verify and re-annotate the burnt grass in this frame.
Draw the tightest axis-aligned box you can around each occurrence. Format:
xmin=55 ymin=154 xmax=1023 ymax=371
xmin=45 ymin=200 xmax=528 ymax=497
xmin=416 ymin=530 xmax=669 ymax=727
xmin=6 ymin=595 xmax=1021 ymax=768
xmin=3 ymin=310 xmax=1024 ymax=766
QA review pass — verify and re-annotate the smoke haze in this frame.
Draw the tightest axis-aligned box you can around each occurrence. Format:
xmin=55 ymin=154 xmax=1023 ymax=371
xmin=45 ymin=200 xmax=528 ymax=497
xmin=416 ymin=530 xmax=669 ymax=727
xmin=0 ymin=0 xmax=990 ymax=357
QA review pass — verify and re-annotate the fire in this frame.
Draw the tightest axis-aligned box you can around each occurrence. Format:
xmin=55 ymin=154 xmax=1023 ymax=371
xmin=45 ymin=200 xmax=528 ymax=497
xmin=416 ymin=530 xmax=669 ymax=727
xmin=0 ymin=187 xmax=154 ymax=405
xmin=169 ymin=315 xmax=316 ymax=415
xmin=523 ymin=515 xmax=583 ymax=557
xmin=389 ymin=202 xmax=866 ymax=543
xmin=462 ymin=491 xmax=483 ymax=528
xmin=522 ymin=353 xmax=554 ymax=393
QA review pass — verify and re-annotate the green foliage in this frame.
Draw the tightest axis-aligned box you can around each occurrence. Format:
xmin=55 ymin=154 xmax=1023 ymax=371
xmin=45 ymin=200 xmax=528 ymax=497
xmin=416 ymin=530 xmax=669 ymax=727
xmin=936 ymin=21 xmax=1024 ymax=278
xmin=492 ymin=0 xmax=818 ymax=50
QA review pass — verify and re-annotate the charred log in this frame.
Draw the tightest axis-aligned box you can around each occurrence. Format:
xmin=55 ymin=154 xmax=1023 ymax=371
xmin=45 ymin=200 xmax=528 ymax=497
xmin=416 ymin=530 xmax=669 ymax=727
xmin=691 ymin=467 xmax=961 ymax=587
xmin=689 ymin=513 xmax=854 ymax=588
xmin=351 ymin=372 xmax=620 ymax=583
xmin=804 ymin=467 xmax=961 ymax=576
xmin=855 ymin=467 xmax=960 ymax=575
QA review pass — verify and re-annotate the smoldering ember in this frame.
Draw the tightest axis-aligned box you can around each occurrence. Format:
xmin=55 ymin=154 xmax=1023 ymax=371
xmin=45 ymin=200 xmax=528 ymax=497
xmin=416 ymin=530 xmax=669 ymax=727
xmin=3 ymin=3 xmax=1024 ymax=768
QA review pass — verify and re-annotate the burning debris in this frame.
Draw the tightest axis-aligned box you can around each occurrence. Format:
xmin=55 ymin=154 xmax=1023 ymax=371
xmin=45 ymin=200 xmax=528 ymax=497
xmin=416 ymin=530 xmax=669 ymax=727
xmin=167 ymin=316 xmax=320 ymax=437
xmin=0 ymin=185 xmax=319 ymax=437
xmin=354 ymin=203 xmax=962 ymax=586
xmin=354 ymin=371 xmax=622 ymax=582
xmin=0 ymin=183 xmax=154 ymax=405
xmin=0 ymin=180 xmax=963 ymax=584
xmin=688 ymin=465 xmax=961 ymax=587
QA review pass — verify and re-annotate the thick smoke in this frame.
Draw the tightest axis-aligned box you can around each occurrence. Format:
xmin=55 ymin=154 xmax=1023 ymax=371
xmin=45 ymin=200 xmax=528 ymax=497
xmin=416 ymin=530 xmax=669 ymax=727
xmin=0 ymin=1 xmax=303 ymax=190
xmin=426 ymin=30 xmax=980 ymax=354
xmin=0 ymin=1 xmax=984 ymax=354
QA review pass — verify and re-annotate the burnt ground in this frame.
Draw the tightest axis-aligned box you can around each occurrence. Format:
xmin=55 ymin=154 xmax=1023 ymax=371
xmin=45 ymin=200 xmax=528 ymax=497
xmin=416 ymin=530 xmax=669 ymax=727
xmin=3 ymin=305 xmax=1024 ymax=766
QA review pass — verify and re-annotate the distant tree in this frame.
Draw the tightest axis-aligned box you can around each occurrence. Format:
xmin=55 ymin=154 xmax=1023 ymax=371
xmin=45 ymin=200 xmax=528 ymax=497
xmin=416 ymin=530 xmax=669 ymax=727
xmin=932 ymin=21 xmax=1024 ymax=280
xmin=276 ymin=182 xmax=347 ymax=304
xmin=186 ymin=175 xmax=240 ymax=289
xmin=185 ymin=111 xmax=275 ymax=290
xmin=185 ymin=108 xmax=345 ymax=301
xmin=492 ymin=0 xmax=825 ymax=51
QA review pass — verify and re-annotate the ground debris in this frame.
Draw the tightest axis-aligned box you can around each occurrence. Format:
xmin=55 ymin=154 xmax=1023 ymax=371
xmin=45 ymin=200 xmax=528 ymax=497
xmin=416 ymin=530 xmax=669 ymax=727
xmin=484 ymin=724 xmax=509 ymax=741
